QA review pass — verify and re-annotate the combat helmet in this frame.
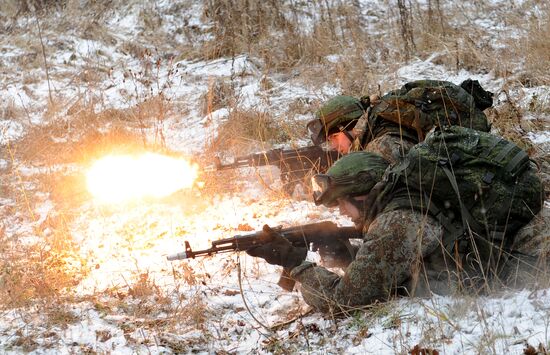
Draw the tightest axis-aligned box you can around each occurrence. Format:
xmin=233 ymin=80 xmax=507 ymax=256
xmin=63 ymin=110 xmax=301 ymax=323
xmin=312 ymin=151 xmax=389 ymax=207
xmin=307 ymin=96 xmax=367 ymax=145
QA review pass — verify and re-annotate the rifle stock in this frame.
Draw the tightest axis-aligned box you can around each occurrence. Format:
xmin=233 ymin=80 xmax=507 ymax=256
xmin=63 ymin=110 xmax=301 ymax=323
xmin=167 ymin=221 xmax=361 ymax=290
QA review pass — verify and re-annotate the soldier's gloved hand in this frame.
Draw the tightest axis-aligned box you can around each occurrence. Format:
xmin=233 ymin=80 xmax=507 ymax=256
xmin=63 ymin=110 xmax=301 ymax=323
xmin=246 ymin=225 xmax=307 ymax=269
xmin=312 ymin=240 xmax=358 ymax=268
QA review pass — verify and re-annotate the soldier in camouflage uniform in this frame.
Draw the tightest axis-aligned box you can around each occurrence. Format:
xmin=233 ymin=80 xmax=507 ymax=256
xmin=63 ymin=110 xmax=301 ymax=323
xmin=248 ymin=128 xmax=544 ymax=313
xmin=307 ymin=79 xmax=492 ymax=165
xmin=248 ymin=151 xmax=456 ymax=312
xmin=307 ymin=94 xmax=415 ymax=164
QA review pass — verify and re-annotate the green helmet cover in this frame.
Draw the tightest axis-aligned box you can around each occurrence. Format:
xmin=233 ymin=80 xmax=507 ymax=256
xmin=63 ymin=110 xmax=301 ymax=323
xmin=316 ymin=151 xmax=389 ymax=206
xmin=308 ymin=95 xmax=365 ymax=145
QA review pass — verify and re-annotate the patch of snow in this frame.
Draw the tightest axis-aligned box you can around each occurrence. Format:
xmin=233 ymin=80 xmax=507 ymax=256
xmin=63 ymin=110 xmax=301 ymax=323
xmin=178 ymin=55 xmax=259 ymax=78
xmin=62 ymin=308 xmax=130 ymax=353
xmin=239 ymin=81 xmax=263 ymax=108
xmin=35 ymin=199 xmax=54 ymax=226
xmin=108 ymin=6 xmax=140 ymax=34
xmin=0 ymin=119 xmax=25 ymax=145
xmin=325 ymin=54 xmax=341 ymax=63
xmin=69 ymin=39 xmax=113 ymax=63
xmin=165 ymin=107 xmax=229 ymax=153
xmin=395 ymin=58 xmax=499 ymax=90
xmin=518 ymin=86 xmax=550 ymax=112
xmin=527 ymin=131 xmax=550 ymax=144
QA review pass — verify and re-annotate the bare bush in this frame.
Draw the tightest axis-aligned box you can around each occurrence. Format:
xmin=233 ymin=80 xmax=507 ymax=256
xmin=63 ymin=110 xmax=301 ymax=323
xmin=200 ymin=78 xmax=235 ymax=116
xmin=209 ymin=108 xmax=288 ymax=156
xmin=0 ymin=226 xmax=83 ymax=309
xmin=202 ymin=0 xmax=292 ymax=59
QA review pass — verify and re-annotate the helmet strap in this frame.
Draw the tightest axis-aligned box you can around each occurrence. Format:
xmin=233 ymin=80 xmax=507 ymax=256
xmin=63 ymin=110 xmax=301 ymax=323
xmin=336 ymin=124 xmax=355 ymax=143
xmin=343 ymin=130 xmax=355 ymax=143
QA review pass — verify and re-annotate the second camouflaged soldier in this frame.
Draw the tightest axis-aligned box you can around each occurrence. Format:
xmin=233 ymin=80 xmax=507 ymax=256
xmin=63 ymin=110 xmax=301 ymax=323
xmin=307 ymin=79 xmax=493 ymax=164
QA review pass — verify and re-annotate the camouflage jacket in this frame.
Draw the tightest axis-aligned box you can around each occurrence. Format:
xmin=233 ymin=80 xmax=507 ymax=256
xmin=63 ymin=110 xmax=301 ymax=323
xmin=361 ymin=133 xmax=416 ymax=165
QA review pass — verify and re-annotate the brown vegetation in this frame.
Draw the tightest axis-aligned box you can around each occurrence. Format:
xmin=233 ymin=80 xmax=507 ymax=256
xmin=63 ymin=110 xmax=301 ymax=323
xmin=0 ymin=1 xmax=549 ymax=353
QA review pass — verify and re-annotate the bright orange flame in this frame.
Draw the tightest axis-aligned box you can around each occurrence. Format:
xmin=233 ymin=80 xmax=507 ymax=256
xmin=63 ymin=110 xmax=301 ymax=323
xmin=86 ymin=153 xmax=198 ymax=203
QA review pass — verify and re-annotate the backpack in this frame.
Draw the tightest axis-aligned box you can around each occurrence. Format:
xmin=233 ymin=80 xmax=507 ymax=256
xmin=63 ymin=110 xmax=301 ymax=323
xmin=460 ymin=79 xmax=494 ymax=110
xmin=368 ymin=126 xmax=543 ymax=252
xmin=365 ymin=80 xmax=492 ymax=143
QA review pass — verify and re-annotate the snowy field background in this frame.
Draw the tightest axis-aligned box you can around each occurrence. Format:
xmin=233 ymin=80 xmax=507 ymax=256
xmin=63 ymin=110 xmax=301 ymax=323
xmin=0 ymin=1 xmax=549 ymax=354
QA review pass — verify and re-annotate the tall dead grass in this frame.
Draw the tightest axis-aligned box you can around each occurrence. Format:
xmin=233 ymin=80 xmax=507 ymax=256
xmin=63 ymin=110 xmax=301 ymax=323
xmin=1 ymin=0 xmax=549 ymax=335
xmin=0 ymin=216 xmax=84 ymax=309
xmin=195 ymin=0 xmax=550 ymax=100
xmin=208 ymin=108 xmax=287 ymax=157
xmin=0 ymin=0 xmax=66 ymax=16
xmin=522 ymin=9 xmax=550 ymax=86
xmin=0 ymin=71 xmax=177 ymax=312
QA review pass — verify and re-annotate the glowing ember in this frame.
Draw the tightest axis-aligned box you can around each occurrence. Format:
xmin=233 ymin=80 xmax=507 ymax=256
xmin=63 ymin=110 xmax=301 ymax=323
xmin=86 ymin=153 xmax=198 ymax=203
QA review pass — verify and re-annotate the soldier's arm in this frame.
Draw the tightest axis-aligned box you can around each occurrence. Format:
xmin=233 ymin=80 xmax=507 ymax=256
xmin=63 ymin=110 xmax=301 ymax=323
xmin=290 ymin=210 xmax=442 ymax=313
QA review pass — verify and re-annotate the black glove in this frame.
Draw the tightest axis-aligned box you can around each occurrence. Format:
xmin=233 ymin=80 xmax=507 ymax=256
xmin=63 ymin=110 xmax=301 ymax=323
xmin=246 ymin=225 xmax=307 ymax=269
xmin=312 ymin=240 xmax=358 ymax=268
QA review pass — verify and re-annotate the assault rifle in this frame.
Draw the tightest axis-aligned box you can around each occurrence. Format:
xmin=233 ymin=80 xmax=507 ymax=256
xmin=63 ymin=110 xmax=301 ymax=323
xmin=167 ymin=221 xmax=361 ymax=291
xmin=204 ymin=146 xmax=340 ymax=195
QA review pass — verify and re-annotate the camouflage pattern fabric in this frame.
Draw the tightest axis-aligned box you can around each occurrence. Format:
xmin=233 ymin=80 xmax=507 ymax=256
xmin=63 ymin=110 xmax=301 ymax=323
xmin=315 ymin=151 xmax=389 ymax=207
xmin=361 ymin=133 xmax=416 ymax=164
xmin=290 ymin=203 xmax=545 ymax=312
xmin=290 ymin=127 xmax=544 ymax=312
xmin=384 ymin=126 xmax=544 ymax=245
xmin=308 ymin=95 xmax=365 ymax=145
xmin=290 ymin=209 xmax=445 ymax=313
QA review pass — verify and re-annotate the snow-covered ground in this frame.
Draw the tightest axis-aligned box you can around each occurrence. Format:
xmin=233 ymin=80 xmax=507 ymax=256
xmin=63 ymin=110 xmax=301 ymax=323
xmin=1 ymin=1 xmax=549 ymax=354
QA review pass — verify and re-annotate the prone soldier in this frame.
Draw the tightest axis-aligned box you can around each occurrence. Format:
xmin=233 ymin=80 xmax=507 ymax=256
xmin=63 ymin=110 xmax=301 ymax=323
xmin=307 ymin=79 xmax=493 ymax=164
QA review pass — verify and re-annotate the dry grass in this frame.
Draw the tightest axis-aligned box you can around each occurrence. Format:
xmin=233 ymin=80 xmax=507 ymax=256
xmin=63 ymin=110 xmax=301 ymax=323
xmin=1 ymin=136 xmax=84 ymax=311
xmin=2 ymin=1 xmax=549 ymax=90
xmin=0 ymin=4 xmax=549 ymax=355
xmin=200 ymin=77 xmax=235 ymax=116
xmin=0 ymin=245 xmax=81 ymax=309
xmin=0 ymin=207 xmax=84 ymax=309
xmin=0 ymin=0 xmax=66 ymax=17
xmin=208 ymin=108 xmax=288 ymax=157
xmin=512 ymin=4 xmax=550 ymax=86
xmin=201 ymin=0 xmax=292 ymax=60
xmin=44 ymin=303 xmax=80 ymax=328
xmin=0 ymin=77 xmax=176 ymax=311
